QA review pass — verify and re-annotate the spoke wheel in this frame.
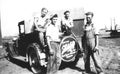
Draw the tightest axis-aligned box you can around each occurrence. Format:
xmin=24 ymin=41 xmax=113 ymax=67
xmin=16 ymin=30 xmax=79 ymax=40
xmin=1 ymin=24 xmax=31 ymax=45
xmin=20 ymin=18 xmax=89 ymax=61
xmin=29 ymin=48 xmax=46 ymax=74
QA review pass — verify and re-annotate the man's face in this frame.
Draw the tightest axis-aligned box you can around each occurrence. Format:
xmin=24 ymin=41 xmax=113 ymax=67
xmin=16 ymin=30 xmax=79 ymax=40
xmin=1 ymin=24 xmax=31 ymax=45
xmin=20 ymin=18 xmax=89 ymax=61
xmin=41 ymin=9 xmax=48 ymax=17
xmin=65 ymin=12 xmax=70 ymax=18
xmin=52 ymin=17 xmax=58 ymax=25
xmin=86 ymin=15 xmax=92 ymax=22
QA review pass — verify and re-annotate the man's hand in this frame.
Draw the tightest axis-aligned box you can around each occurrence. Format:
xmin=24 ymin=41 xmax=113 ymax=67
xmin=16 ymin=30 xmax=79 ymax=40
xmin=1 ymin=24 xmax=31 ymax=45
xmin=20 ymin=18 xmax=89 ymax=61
xmin=37 ymin=28 xmax=46 ymax=32
xmin=93 ymin=46 xmax=99 ymax=52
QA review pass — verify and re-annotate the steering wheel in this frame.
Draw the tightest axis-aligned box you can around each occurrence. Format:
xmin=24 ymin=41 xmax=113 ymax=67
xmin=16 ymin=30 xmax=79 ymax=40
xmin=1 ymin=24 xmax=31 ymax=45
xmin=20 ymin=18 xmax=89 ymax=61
xmin=61 ymin=25 xmax=72 ymax=36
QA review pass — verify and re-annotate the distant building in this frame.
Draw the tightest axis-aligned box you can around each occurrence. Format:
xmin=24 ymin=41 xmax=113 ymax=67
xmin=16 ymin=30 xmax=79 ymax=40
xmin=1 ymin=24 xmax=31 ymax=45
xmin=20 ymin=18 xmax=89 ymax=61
xmin=71 ymin=8 xmax=85 ymax=37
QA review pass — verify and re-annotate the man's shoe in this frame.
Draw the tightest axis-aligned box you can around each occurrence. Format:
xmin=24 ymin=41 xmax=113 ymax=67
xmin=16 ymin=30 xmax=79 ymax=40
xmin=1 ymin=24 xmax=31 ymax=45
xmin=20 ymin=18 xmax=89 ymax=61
xmin=82 ymin=71 xmax=91 ymax=74
xmin=99 ymin=72 xmax=104 ymax=74
xmin=82 ymin=72 xmax=89 ymax=74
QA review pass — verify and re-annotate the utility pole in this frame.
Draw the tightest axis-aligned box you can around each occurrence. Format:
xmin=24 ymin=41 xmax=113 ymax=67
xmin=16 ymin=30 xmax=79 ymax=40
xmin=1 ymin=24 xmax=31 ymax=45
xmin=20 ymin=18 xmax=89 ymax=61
xmin=110 ymin=18 xmax=112 ymax=31
xmin=114 ymin=18 xmax=117 ymax=30
xmin=0 ymin=13 xmax=2 ymax=48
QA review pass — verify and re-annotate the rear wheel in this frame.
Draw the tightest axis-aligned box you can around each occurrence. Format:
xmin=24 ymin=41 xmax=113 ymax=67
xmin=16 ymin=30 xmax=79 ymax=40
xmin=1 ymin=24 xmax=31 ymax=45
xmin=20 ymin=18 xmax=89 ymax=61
xmin=28 ymin=43 xmax=47 ymax=74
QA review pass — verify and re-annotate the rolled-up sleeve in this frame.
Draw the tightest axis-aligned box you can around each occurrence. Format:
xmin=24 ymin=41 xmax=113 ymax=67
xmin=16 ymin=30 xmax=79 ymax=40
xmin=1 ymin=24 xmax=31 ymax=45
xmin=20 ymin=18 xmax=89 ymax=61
xmin=46 ymin=26 xmax=51 ymax=37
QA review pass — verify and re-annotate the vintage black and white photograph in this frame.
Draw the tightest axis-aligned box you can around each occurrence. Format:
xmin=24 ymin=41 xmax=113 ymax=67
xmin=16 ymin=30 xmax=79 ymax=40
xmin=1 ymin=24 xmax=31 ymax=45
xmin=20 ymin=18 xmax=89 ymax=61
xmin=1 ymin=0 xmax=120 ymax=74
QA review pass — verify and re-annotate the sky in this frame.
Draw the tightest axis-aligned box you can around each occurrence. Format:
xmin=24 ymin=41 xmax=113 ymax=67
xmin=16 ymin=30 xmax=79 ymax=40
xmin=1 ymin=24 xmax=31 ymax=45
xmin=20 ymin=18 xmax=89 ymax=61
xmin=1 ymin=0 xmax=120 ymax=37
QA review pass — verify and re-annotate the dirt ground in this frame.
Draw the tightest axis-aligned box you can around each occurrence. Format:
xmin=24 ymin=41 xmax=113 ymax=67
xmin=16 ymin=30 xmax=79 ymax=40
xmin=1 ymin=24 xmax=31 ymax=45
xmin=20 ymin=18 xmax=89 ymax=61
xmin=0 ymin=36 xmax=120 ymax=74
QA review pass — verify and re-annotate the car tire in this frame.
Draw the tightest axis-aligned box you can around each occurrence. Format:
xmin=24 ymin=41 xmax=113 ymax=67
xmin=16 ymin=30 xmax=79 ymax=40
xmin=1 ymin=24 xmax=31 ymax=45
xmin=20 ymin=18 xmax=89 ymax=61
xmin=6 ymin=43 xmax=14 ymax=61
xmin=28 ymin=43 xmax=47 ymax=74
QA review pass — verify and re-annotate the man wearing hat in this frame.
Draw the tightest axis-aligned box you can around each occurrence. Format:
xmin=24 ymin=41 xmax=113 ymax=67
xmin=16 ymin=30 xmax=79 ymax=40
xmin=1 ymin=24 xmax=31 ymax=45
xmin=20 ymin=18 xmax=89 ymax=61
xmin=82 ymin=12 xmax=104 ymax=74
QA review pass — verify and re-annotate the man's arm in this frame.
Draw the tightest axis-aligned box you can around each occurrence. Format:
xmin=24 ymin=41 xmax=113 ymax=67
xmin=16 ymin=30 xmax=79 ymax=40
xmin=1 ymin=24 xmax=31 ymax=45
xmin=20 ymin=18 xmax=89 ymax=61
xmin=79 ymin=37 xmax=84 ymax=53
xmin=35 ymin=25 xmax=46 ymax=32
xmin=95 ymin=34 xmax=99 ymax=48
xmin=34 ymin=17 xmax=46 ymax=32
xmin=69 ymin=18 xmax=74 ymax=28
xmin=44 ymin=18 xmax=51 ymax=28
xmin=39 ymin=18 xmax=51 ymax=32
xmin=94 ymin=26 xmax=99 ymax=50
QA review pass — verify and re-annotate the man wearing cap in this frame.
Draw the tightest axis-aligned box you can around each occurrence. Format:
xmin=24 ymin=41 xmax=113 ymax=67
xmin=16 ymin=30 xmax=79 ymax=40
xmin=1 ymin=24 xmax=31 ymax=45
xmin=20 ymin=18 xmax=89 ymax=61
xmin=82 ymin=12 xmax=104 ymax=74
xmin=61 ymin=10 xmax=74 ymax=35
xmin=46 ymin=14 xmax=63 ymax=74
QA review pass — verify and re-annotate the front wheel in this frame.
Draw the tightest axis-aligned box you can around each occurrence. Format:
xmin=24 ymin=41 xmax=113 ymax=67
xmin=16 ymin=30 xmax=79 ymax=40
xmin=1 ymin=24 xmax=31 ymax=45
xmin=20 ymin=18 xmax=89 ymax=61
xmin=6 ymin=43 xmax=16 ymax=61
xmin=28 ymin=43 xmax=47 ymax=74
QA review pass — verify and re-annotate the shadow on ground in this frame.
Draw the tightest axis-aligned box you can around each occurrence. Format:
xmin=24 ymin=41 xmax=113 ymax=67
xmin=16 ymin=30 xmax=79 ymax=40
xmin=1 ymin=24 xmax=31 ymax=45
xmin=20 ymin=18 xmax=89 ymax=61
xmin=7 ymin=57 xmax=31 ymax=72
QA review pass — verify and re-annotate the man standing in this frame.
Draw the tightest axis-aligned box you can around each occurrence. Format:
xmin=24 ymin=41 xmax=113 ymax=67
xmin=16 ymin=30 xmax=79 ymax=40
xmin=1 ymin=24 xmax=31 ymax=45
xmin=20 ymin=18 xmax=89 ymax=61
xmin=46 ymin=14 xmax=63 ymax=74
xmin=82 ymin=12 xmax=104 ymax=74
xmin=61 ymin=10 xmax=74 ymax=35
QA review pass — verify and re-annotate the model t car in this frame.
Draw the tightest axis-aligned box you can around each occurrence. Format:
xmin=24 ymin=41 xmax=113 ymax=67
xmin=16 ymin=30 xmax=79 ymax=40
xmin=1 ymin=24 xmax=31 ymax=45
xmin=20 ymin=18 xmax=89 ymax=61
xmin=6 ymin=20 xmax=82 ymax=74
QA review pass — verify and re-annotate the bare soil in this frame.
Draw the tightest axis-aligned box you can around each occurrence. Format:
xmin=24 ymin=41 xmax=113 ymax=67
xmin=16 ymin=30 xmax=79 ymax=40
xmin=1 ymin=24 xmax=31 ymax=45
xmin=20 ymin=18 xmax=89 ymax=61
xmin=0 ymin=36 xmax=120 ymax=74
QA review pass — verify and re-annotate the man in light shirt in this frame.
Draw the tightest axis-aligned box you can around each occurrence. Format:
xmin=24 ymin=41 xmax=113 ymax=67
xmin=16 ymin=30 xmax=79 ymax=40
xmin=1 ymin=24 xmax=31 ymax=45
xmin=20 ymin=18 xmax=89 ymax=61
xmin=32 ymin=8 xmax=51 ymax=46
xmin=46 ymin=14 xmax=63 ymax=74
xmin=46 ymin=14 xmax=62 ymax=42
xmin=62 ymin=10 xmax=73 ymax=28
